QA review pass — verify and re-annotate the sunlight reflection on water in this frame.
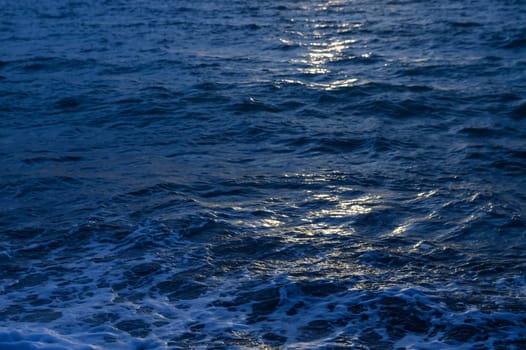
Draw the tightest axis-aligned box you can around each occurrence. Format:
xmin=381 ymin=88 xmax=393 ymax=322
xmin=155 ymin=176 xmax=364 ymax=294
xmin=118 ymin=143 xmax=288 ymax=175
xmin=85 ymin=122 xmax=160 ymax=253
xmin=280 ymin=1 xmax=365 ymax=88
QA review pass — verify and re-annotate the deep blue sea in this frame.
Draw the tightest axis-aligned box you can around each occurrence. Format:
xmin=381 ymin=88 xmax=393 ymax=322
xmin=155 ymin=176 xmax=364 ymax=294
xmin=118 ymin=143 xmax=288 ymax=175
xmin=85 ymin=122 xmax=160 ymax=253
xmin=1 ymin=0 xmax=526 ymax=349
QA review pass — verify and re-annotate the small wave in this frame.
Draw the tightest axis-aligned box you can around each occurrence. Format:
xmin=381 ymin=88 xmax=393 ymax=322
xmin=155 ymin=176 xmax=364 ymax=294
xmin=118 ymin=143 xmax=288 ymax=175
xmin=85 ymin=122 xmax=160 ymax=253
xmin=22 ymin=155 xmax=83 ymax=165
xmin=511 ymin=100 xmax=526 ymax=120
xmin=232 ymin=97 xmax=282 ymax=113
xmin=501 ymin=37 xmax=526 ymax=49
xmin=447 ymin=21 xmax=482 ymax=28
xmin=19 ymin=57 xmax=96 ymax=73
xmin=459 ymin=127 xmax=496 ymax=137
xmin=53 ymin=97 xmax=81 ymax=110
xmin=491 ymin=159 xmax=526 ymax=175
xmin=313 ymin=137 xmax=368 ymax=154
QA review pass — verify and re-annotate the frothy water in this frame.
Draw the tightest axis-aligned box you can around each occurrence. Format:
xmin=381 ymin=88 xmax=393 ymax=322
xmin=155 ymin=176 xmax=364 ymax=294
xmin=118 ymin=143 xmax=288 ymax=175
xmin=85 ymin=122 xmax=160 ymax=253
xmin=1 ymin=0 xmax=525 ymax=349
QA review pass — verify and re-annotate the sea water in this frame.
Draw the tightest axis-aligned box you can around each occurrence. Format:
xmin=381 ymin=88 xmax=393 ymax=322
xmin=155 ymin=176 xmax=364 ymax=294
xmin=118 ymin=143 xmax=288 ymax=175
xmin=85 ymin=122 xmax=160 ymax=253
xmin=1 ymin=0 xmax=525 ymax=349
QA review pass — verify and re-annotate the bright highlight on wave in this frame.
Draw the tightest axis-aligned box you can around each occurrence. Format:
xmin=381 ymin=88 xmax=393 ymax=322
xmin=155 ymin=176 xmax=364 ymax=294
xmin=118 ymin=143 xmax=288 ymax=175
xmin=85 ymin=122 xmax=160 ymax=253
xmin=279 ymin=78 xmax=359 ymax=90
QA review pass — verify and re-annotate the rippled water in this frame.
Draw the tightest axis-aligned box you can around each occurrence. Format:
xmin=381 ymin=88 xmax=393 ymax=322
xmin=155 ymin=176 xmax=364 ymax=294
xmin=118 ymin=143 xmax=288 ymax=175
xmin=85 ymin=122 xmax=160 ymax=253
xmin=1 ymin=0 xmax=526 ymax=349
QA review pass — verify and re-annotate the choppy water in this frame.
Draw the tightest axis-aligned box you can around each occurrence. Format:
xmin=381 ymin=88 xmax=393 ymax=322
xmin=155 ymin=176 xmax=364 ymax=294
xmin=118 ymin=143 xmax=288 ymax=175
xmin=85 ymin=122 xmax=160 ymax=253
xmin=1 ymin=0 xmax=526 ymax=349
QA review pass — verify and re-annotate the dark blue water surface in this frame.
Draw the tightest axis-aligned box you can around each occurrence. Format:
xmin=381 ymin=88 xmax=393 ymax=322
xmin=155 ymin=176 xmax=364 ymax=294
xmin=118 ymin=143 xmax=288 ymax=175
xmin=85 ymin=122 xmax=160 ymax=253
xmin=1 ymin=0 xmax=526 ymax=349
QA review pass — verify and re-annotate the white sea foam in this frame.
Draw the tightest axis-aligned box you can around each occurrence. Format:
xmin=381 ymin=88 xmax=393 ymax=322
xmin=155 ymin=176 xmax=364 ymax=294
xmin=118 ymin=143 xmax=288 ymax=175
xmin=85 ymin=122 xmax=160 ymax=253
xmin=1 ymin=215 xmax=526 ymax=349
xmin=0 ymin=329 xmax=96 ymax=350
